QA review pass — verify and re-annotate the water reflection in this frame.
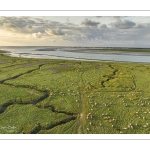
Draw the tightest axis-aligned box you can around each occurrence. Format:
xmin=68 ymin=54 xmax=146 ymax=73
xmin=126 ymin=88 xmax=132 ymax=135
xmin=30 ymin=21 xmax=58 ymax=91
xmin=1 ymin=46 xmax=150 ymax=63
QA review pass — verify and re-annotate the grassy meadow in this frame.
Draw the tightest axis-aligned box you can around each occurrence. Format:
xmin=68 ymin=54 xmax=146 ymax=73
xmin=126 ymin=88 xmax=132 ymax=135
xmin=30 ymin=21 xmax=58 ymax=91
xmin=0 ymin=51 xmax=150 ymax=134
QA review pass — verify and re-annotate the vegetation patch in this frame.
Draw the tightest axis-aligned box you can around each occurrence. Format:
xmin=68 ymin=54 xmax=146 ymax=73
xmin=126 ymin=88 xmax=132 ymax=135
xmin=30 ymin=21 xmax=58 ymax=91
xmin=1 ymin=53 xmax=150 ymax=133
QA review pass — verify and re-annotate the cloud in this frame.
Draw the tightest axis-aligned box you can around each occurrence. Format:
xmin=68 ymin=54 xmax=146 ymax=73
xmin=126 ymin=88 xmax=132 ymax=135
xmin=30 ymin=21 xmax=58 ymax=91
xmin=1 ymin=16 xmax=150 ymax=47
xmin=32 ymin=32 xmax=43 ymax=38
xmin=113 ymin=16 xmax=121 ymax=19
xmin=25 ymin=25 xmax=33 ymax=31
xmin=45 ymin=28 xmax=64 ymax=36
xmin=100 ymin=24 xmax=107 ymax=28
xmin=95 ymin=16 xmax=102 ymax=18
xmin=0 ymin=16 xmax=62 ymax=34
xmin=113 ymin=19 xmax=136 ymax=29
xmin=0 ymin=17 xmax=35 ymax=28
xmin=136 ymin=24 xmax=145 ymax=28
xmin=2 ymin=23 xmax=19 ymax=32
xmin=81 ymin=19 xmax=100 ymax=27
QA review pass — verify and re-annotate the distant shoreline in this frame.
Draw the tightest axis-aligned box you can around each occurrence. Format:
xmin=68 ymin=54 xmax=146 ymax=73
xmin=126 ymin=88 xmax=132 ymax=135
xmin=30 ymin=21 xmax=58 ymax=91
xmin=62 ymin=47 xmax=150 ymax=56
xmin=1 ymin=49 xmax=150 ymax=64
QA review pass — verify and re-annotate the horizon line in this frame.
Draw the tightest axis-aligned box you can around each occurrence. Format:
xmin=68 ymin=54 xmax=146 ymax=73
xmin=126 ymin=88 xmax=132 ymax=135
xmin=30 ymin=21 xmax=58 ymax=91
xmin=1 ymin=46 xmax=150 ymax=48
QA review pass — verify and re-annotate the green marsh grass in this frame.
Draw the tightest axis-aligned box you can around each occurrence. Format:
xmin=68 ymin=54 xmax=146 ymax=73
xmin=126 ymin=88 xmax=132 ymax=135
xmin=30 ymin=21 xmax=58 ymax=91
xmin=1 ymin=53 xmax=150 ymax=133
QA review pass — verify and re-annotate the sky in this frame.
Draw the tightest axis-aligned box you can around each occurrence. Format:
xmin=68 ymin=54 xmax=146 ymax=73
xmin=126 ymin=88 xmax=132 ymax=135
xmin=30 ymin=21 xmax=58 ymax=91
xmin=0 ymin=16 xmax=150 ymax=47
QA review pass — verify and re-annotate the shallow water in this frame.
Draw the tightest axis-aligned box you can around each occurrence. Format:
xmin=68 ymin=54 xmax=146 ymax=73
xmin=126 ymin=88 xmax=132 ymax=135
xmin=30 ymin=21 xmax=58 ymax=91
xmin=1 ymin=46 xmax=150 ymax=63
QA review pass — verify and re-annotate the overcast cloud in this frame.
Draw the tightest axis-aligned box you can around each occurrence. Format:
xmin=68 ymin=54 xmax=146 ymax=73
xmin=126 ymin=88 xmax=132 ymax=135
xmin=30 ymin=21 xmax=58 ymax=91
xmin=0 ymin=16 xmax=150 ymax=47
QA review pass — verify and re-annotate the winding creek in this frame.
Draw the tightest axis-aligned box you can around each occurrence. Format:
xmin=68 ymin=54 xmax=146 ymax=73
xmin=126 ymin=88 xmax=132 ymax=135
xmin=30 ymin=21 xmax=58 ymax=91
xmin=0 ymin=64 xmax=78 ymax=133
